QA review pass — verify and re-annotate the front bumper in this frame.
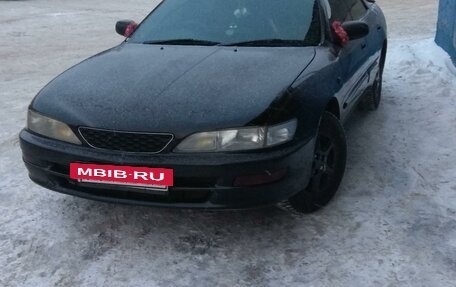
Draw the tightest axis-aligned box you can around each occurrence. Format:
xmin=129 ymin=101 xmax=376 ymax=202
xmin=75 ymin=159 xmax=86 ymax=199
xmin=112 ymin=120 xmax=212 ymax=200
xmin=20 ymin=129 xmax=315 ymax=210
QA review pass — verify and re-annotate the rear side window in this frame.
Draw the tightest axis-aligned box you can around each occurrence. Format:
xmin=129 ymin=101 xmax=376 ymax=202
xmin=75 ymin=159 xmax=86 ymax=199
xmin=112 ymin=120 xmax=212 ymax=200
xmin=327 ymin=0 xmax=351 ymax=22
xmin=345 ymin=0 xmax=367 ymax=20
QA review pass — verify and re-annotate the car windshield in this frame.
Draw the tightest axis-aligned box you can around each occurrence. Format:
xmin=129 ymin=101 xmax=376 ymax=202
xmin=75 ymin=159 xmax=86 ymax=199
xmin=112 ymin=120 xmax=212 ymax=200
xmin=129 ymin=0 xmax=321 ymax=46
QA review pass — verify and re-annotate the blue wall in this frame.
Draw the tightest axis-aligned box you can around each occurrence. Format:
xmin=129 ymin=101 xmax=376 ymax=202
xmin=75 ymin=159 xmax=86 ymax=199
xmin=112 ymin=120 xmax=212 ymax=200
xmin=435 ymin=0 xmax=456 ymax=64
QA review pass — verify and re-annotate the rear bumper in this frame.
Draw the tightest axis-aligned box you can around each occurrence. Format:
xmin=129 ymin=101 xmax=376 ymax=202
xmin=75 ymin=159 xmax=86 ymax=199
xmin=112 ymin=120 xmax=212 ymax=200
xmin=20 ymin=129 xmax=315 ymax=210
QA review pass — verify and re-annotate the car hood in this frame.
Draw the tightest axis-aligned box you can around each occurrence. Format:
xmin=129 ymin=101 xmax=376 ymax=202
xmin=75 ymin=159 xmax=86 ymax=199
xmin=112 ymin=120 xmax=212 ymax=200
xmin=32 ymin=43 xmax=315 ymax=137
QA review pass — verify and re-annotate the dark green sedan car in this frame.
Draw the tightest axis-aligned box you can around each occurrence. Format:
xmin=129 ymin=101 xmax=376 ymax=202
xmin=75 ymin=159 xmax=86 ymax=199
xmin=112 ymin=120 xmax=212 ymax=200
xmin=20 ymin=0 xmax=387 ymax=213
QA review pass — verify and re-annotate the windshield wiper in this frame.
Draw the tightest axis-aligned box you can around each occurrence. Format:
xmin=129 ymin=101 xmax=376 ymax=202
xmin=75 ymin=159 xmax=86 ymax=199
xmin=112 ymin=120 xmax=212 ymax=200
xmin=143 ymin=39 xmax=221 ymax=46
xmin=222 ymin=39 xmax=307 ymax=47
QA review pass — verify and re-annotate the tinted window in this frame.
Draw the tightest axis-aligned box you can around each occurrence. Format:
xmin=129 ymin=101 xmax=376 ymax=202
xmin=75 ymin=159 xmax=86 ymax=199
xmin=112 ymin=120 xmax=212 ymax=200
xmin=130 ymin=0 xmax=321 ymax=45
xmin=327 ymin=0 xmax=351 ymax=22
xmin=345 ymin=0 xmax=367 ymax=19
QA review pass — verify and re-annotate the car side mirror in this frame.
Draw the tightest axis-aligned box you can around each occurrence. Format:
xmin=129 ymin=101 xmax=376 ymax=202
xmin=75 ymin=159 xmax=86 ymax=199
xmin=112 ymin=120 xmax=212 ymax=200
xmin=116 ymin=20 xmax=138 ymax=37
xmin=342 ymin=21 xmax=369 ymax=41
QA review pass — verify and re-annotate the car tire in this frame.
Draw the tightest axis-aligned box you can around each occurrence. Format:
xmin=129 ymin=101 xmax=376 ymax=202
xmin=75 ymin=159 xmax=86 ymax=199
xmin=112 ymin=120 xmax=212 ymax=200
xmin=360 ymin=52 xmax=385 ymax=111
xmin=360 ymin=70 xmax=383 ymax=111
xmin=284 ymin=112 xmax=347 ymax=214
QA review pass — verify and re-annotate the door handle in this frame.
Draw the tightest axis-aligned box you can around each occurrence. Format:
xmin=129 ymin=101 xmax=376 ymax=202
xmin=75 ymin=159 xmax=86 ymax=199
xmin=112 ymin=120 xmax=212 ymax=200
xmin=361 ymin=43 xmax=367 ymax=49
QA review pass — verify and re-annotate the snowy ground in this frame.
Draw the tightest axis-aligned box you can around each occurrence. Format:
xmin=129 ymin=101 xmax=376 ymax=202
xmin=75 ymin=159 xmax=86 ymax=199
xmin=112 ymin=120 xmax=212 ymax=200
xmin=1 ymin=0 xmax=455 ymax=286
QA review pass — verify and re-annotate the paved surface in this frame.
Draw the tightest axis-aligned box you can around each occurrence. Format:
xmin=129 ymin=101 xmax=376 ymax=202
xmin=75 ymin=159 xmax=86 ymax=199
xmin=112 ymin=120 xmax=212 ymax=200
xmin=1 ymin=0 xmax=455 ymax=286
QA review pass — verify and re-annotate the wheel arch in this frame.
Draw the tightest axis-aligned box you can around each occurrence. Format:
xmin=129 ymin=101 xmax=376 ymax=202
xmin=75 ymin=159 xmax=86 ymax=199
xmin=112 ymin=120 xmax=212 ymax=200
xmin=380 ymin=40 xmax=387 ymax=73
xmin=324 ymin=97 xmax=341 ymax=120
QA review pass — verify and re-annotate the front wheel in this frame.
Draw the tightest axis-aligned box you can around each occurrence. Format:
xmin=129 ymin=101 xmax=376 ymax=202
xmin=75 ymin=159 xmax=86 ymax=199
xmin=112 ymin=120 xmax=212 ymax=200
xmin=285 ymin=112 xmax=347 ymax=214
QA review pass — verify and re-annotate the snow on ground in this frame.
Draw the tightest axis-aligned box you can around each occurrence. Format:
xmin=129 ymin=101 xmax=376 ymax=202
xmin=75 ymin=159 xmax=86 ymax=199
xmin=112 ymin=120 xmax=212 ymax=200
xmin=1 ymin=0 xmax=455 ymax=286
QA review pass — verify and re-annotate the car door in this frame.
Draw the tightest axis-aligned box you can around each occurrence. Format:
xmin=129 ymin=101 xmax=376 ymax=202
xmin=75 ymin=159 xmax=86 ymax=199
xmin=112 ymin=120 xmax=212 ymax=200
xmin=342 ymin=0 xmax=375 ymax=107
xmin=327 ymin=0 xmax=370 ymax=112
xmin=359 ymin=0 xmax=385 ymax=77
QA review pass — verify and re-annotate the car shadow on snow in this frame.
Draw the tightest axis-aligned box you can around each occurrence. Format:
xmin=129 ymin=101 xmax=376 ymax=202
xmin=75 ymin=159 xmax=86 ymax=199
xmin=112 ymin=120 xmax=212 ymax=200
xmin=56 ymin=194 xmax=338 ymax=258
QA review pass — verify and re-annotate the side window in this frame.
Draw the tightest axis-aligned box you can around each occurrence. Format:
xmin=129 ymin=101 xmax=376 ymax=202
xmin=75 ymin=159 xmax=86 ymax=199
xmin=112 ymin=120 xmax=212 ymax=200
xmin=345 ymin=0 xmax=368 ymax=20
xmin=327 ymin=0 xmax=351 ymax=22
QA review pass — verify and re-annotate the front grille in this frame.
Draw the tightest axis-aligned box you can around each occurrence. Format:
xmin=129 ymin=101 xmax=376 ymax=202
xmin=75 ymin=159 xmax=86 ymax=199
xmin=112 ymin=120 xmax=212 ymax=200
xmin=79 ymin=127 xmax=173 ymax=153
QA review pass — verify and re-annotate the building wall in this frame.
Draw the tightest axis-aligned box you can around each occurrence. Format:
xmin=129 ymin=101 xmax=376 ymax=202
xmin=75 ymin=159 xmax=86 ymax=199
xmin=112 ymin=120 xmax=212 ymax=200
xmin=435 ymin=0 xmax=456 ymax=64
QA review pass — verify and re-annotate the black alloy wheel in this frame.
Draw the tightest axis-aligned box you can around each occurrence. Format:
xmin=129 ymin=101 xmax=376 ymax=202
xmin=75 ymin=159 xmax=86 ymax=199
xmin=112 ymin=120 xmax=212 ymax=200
xmin=285 ymin=112 xmax=347 ymax=213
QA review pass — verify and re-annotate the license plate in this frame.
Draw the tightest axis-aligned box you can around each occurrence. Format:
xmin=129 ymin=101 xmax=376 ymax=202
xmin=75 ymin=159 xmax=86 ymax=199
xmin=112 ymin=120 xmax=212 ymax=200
xmin=70 ymin=163 xmax=173 ymax=190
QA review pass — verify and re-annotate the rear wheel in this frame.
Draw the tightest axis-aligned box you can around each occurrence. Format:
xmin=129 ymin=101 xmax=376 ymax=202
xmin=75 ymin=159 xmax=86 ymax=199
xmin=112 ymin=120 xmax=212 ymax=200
xmin=360 ymin=50 xmax=385 ymax=111
xmin=285 ymin=112 xmax=347 ymax=214
xmin=360 ymin=70 xmax=383 ymax=111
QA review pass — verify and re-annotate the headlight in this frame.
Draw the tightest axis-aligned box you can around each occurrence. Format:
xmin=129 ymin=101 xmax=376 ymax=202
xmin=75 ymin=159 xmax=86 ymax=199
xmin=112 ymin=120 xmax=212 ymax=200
xmin=27 ymin=109 xmax=82 ymax=145
xmin=175 ymin=119 xmax=297 ymax=152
